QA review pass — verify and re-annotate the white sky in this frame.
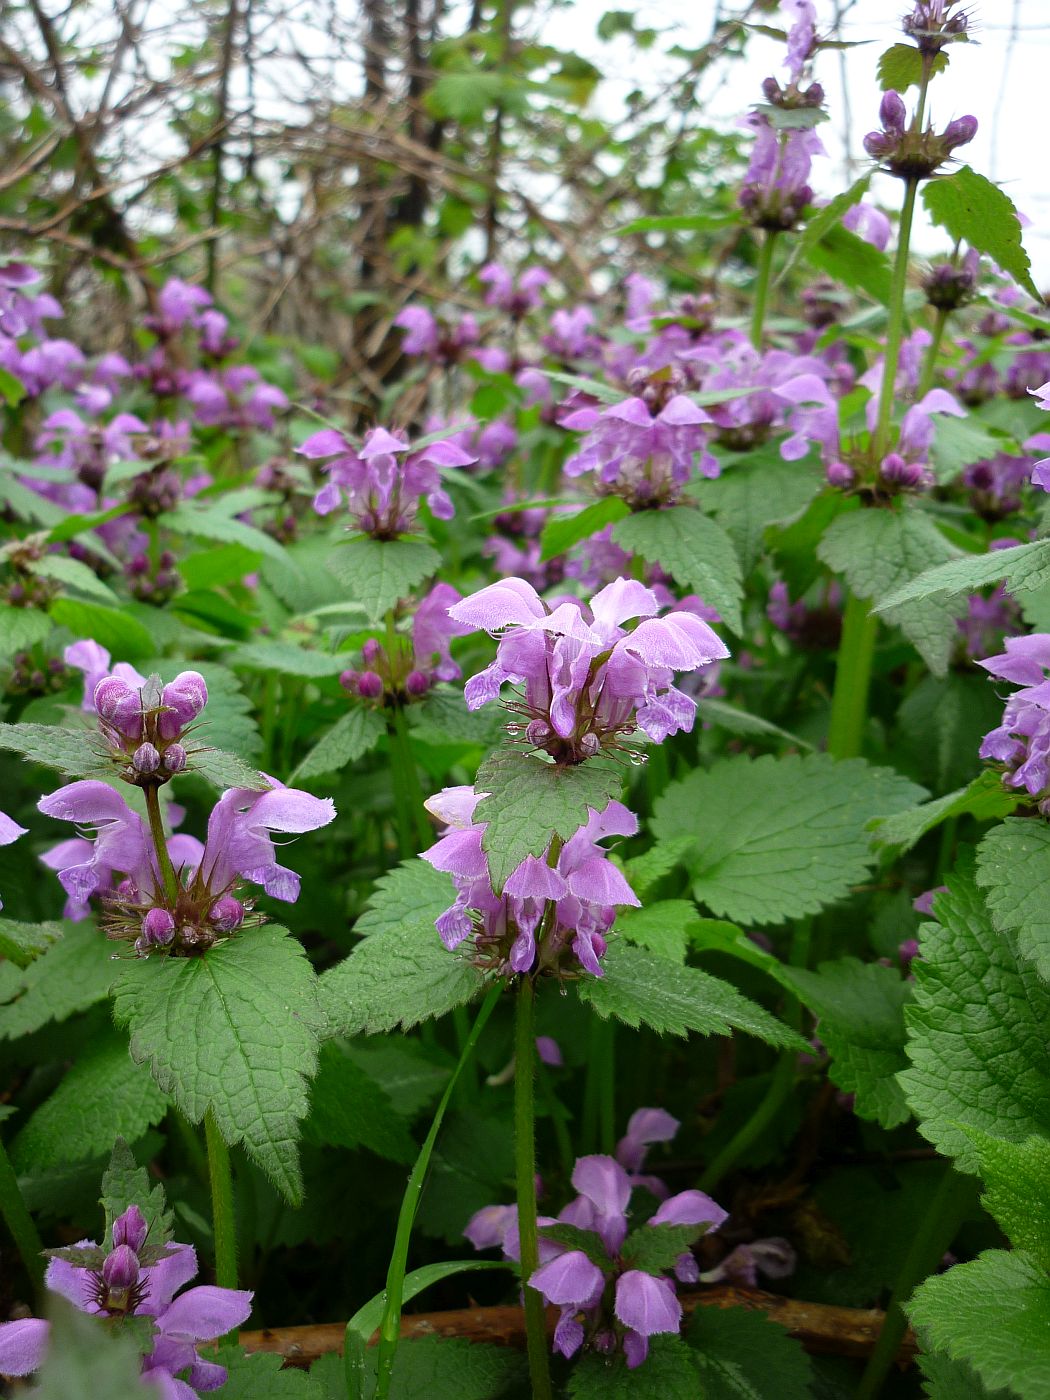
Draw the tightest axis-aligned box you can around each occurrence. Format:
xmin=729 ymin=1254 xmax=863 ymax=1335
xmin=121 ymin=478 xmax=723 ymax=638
xmin=548 ymin=0 xmax=1050 ymax=286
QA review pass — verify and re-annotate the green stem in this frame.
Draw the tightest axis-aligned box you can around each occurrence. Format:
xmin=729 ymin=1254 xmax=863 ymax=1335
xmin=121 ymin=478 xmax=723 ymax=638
xmin=514 ymin=976 xmax=554 ymax=1400
xmin=390 ymin=702 xmax=430 ymax=849
xmin=873 ymin=176 xmax=920 ymax=459
xmin=826 ymin=592 xmax=879 ymax=761
xmin=917 ymin=306 xmax=949 ymax=399
xmin=749 ymin=230 xmax=778 ymax=350
xmin=371 ymin=984 xmax=502 ymax=1400
xmin=700 ymin=919 xmax=811 ymax=1194
xmin=856 ymin=1166 xmax=976 ymax=1400
xmin=0 ymin=1132 xmax=44 ymax=1295
xmin=144 ymin=784 xmax=179 ymax=903
xmin=205 ymin=1110 xmax=238 ymax=1300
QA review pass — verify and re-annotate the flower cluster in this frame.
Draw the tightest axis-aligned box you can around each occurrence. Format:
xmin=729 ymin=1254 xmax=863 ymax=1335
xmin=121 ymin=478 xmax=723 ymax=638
xmin=448 ymin=577 xmax=729 ymax=762
xmin=339 ymin=583 xmax=470 ymax=702
xmin=466 ymin=1141 xmax=727 ymax=1369
xmin=422 ymin=788 xmax=639 ymax=977
xmin=0 ymin=1203 xmax=252 ymax=1397
xmin=863 ymin=90 xmax=977 ymax=180
xmin=479 ymin=262 xmax=550 ymax=318
xmin=978 ymin=635 xmax=1050 ymax=806
xmin=299 ymin=425 xmax=476 ymax=535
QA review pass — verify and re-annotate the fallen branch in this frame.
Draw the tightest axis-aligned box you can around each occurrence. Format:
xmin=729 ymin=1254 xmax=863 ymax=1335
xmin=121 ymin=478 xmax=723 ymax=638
xmin=239 ymin=1285 xmax=918 ymax=1369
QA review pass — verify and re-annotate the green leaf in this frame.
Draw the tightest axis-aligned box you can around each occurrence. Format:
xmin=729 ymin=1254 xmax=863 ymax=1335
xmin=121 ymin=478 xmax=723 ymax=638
xmin=210 ymin=1347 xmax=321 ymax=1397
xmin=612 ymin=507 xmax=743 ymax=631
xmin=0 ymin=603 xmax=52 ymax=659
xmin=687 ymin=1307 xmax=815 ymax=1400
xmin=328 ymin=536 xmax=440 ymax=621
xmin=652 ymin=753 xmax=924 ymax=925
xmin=900 ymin=871 xmax=1050 ymax=1171
xmin=306 ymin=1042 xmax=416 ymax=1162
xmin=622 ymin=1221 xmax=707 ymax=1274
xmin=876 ymin=539 xmax=1050 ymax=613
xmin=919 ymin=1349 xmax=1012 ymax=1400
xmin=537 ymin=1221 xmax=610 ymax=1267
xmin=346 ymin=1263 xmax=515 ymax=1349
xmin=0 ymin=917 xmax=62 ymax=968
xmin=818 ymin=508 xmax=961 ymax=673
xmin=877 ymin=42 xmax=948 ymax=91
xmin=345 ymin=1038 xmax=452 ymax=1119
xmin=474 ymin=750 xmax=624 ymax=893
xmin=181 ymin=543 xmax=262 ymax=589
xmin=408 ymin=689 xmax=505 ymax=747
xmin=924 ymin=166 xmax=1041 ymax=303
xmin=577 ymin=942 xmax=805 ymax=1049
xmin=291 ymin=708 xmax=385 ymax=781
xmin=166 ymin=502 xmax=292 ymax=567
xmin=12 ymin=1030 xmax=168 ymax=1171
xmin=870 ymin=772 xmax=1020 ymax=856
xmin=965 ymin=1130 xmax=1050 ymax=1270
xmin=615 ymin=900 xmax=695 ymax=963
xmin=0 ymin=720 xmax=109 ymax=778
xmin=49 ymin=596 xmax=156 ymax=659
xmin=0 ymin=366 xmax=26 ymax=407
xmin=568 ymin=1337 xmax=705 ymax=1399
xmin=779 ymin=957 xmax=912 ymax=1128
xmin=0 ymin=922 xmax=115 ymax=1039
xmin=319 ymin=864 xmax=485 ymax=1036
xmin=976 ymin=818 xmax=1050 ymax=979
xmin=539 ymin=497 xmax=630 ymax=561
xmin=806 ymin=224 xmax=893 ymax=305
xmin=698 ymin=698 xmax=813 ymax=750
xmin=783 ymin=171 xmax=873 ymax=281
xmin=28 ymin=555 xmax=118 ymax=604
xmin=929 ymin=416 xmax=1018 ymax=486
xmin=34 ymin=1298 xmax=148 ymax=1400
xmin=694 ymin=450 xmax=822 ymax=572
xmin=348 ymin=1334 xmax=526 ymax=1400
xmin=232 ymin=640 xmax=352 ymax=678
xmin=908 ymin=1250 xmax=1050 ymax=1400
xmin=99 ymin=1137 xmax=175 ymax=1249
xmin=113 ymin=925 xmax=321 ymax=1203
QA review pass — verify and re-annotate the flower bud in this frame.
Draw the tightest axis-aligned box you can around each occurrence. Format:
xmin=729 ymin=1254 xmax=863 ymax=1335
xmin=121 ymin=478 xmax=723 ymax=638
xmin=102 ymin=1244 xmax=140 ymax=1292
xmin=112 ymin=1205 xmax=148 ymax=1254
xmin=339 ymin=669 xmax=358 ymax=692
xmin=405 ymin=669 xmax=430 ymax=696
xmin=158 ymin=670 xmax=208 ymax=740
xmin=826 ymin=461 xmax=855 ymax=488
xmin=579 ymin=732 xmax=601 ymax=758
xmin=879 ymin=90 xmax=907 ymax=135
xmin=361 ymin=638 xmax=382 ymax=666
xmin=942 ymin=114 xmax=977 ymax=151
xmin=141 ymin=907 xmax=176 ymax=947
xmin=162 ymin=743 xmax=187 ymax=774
xmin=208 ymin=895 xmax=245 ymax=932
xmin=94 ymin=677 xmax=143 ymax=740
xmin=132 ymin=742 xmax=161 ymax=775
xmin=525 ymin=718 xmax=551 ymax=746
xmin=357 ymin=671 xmax=384 ymax=699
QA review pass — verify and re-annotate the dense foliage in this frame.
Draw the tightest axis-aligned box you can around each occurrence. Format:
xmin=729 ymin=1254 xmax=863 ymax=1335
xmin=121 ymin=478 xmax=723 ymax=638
xmin=0 ymin=2 xmax=1048 ymax=1397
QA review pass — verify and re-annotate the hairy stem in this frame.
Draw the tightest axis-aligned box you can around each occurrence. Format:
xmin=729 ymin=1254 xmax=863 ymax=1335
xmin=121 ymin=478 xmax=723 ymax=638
xmin=917 ymin=306 xmax=949 ymax=399
xmin=515 ymin=976 xmax=554 ymax=1400
xmin=205 ymin=1109 xmax=239 ymax=1304
xmin=144 ymin=783 xmax=179 ymax=904
xmin=826 ymin=592 xmax=880 ymax=761
xmin=0 ymin=1132 xmax=44 ymax=1294
xmin=749 ymin=230 xmax=778 ymax=350
xmin=856 ymin=1166 xmax=976 ymax=1400
xmin=872 ymin=175 xmax=920 ymax=459
xmin=372 ymin=984 xmax=502 ymax=1400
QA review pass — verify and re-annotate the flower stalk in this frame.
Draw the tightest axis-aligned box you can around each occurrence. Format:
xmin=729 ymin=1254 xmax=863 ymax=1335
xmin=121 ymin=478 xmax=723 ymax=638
xmin=749 ymin=230 xmax=778 ymax=350
xmin=205 ymin=1109 xmax=238 ymax=1306
xmin=514 ymin=974 xmax=554 ymax=1400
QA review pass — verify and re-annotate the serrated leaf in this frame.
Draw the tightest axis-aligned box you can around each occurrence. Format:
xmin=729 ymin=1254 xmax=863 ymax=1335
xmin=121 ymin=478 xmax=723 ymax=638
xmin=0 ymin=603 xmax=52 ymax=659
xmin=919 ymin=1348 xmax=1012 ymax=1400
xmin=698 ymin=698 xmax=813 ymax=749
xmin=408 ymin=689 xmax=505 ymax=747
xmin=210 ymin=1347 xmax=321 ymax=1397
xmin=871 ymin=772 xmax=1020 ymax=856
xmin=474 ymin=750 xmax=623 ymax=893
xmin=900 ymin=871 xmax=1050 ymax=1171
xmin=976 ymin=818 xmax=1050 ymax=979
xmin=818 ymin=508 xmax=961 ymax=673
xmin=187 ymin=746 xmax=269 ymax=791
xmin=908 ymin=1250 xmax=1050 ymax=1400
xmin=614 ymin=900 xmax=695 ymax=963
xmin=34 ymin=1298 xmax=147 ymax=1400
xmin=306 ymin=1042 xmax=416 ymax=1162
xmin=166 ymin=502 xmax=292 ymax=567
xmin=28 ymin=555 xmax=118 ymax=603
xmin=807 ymin=225 xmax=893 ymax=305
xmin=49 ymin=596 xmax=156 ymax=658
xmin=652 ymin=753 xmax=924 ymax=925
xmin=687 ymin=1306 xmax=815 ymax=1400
xmin=0 ymin=921 xmax=116 ymax=1039
xmin=779 ymin=957 xmax=912 ymax=1128
xmin=291 ymin=707 xmax=385 ymax=781
xmin=232 ymin=640 xmax=352 ymax=678
xmin=622 ymin=1221 xmax=705 ymax=1274
xmin=694 ymin=449 xmax=822 ymax=571
xmin=99 ymin=1137 xmax=174 ymax=1248
xmin=611 ymin=507 xmax=743 ymax=632
xmin=929 ymin=415 xmax=1018 ymax=486
xmin=568 ymin=1336 xmax=705 ymax=1398
xmin=537 ymin=1221 xmax=609 ymax=1267
xmin=113 ymin=925 xmax=321 ymax=1204
xmin=577 ymin=942 xmax=805 ymax=1048
xmin=350 ymin=1334 xmax=525 ymax=1400
xmin=877 ymin=42 xmax=948 ymax=91
xmin=539 ymin=497 xmax=630 ymax=561
xmin=345 ymin=1038 xmax=452 ymax=1118
xmin=880 ymin=538 xmax=1050 ymax=612
xmin=0 ymin=720 xmax=108 ymax=778
xmin=356 ymin=859 xmax=455 ymax=938
xmin=328 ymin=536 xmax=440 ymax=621
xmin=964 ymin=1130 xmax=1050 ymax=1270
xmin=0 ymin=917 xmax=62 ymax=968
xmin=924 ymin=165 xmax=1040 ymax=303
xmin=12 ymin=1030 xmax=168 ymax=1171
xmin=181 ymin=543 xmax=262 ymax=589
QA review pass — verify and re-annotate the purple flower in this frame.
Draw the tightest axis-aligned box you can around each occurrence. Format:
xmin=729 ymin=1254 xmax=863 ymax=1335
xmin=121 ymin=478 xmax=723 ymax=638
xmin=0 ymin=1205 xmax=252 ymax=1395
xmin=423 ymin=787 xmax=639 ymax=977
xmin=478 ymin=263 xmax=550 ymax=317
xmin=842 ymin=201 xmax=892 ymax=250
xmin=562 ymin=376 xmax=715 ymax=504
xmin=394 ymin=306 xmax=480 ymax=365
xmin=615 ymin=1107 xmax=679 ymax=1176
xmin=298 ymin=425 xmax=476 ymax=535
xmin=739 ymin=120 xmax=823 ymax=231
xmin=700 ymin=1237 xmax=796 ymax=1289
xmin=782 ymin=0 xmax=818 ymax=86
xmin=145 ymin=278 xmax=213 ymax=338
xmin=0 ymin=809 xmax=27 ymax=909
xmin=536 ymin=1035 xmax=563 ymax=1067
xmin=978 ymin=635 xmax=1050 ymax=803
xmin=449 ymin=576 xmax=729 ymax=761
xmin=542 ymin=306 xmax=600 ymax=361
